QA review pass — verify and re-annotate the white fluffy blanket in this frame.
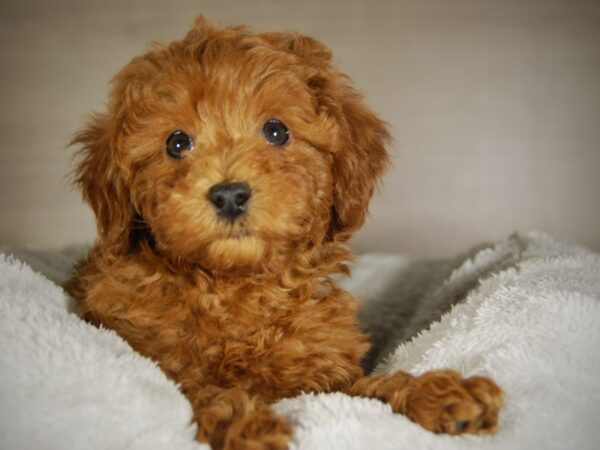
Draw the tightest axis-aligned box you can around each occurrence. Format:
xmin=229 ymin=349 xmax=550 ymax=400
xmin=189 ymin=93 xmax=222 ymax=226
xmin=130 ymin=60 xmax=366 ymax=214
xmin=1 ymin=232 xmax=599 ymax=450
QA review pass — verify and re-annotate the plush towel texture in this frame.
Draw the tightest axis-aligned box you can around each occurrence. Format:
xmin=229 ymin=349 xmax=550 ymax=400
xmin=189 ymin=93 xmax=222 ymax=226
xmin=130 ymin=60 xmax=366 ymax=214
xmin=1 ymin=232 xmax=599 ymax=449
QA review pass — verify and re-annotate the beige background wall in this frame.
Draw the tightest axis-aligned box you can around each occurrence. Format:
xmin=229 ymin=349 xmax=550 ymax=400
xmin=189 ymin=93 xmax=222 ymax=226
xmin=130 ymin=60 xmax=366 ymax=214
xmin=1 ymin=0 xmax=599 ymax=258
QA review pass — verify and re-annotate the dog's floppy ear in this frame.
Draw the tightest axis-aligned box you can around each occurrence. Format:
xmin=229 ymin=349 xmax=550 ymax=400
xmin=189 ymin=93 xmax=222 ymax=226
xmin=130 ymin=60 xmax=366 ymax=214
xmin=325 ymin=82 xmax=390 ymax=241
xmin=73 ymin=46 xmax=164 ymax=254
xmin=72 ymin=112 xmax=133 ymax=254
xmin=260 ymin=32 xmax=390 ymax=242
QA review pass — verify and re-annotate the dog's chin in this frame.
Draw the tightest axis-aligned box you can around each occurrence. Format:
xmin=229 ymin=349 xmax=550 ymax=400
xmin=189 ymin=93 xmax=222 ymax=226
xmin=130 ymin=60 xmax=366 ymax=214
xmin=196 ymin=235 xmax=267 ymax=273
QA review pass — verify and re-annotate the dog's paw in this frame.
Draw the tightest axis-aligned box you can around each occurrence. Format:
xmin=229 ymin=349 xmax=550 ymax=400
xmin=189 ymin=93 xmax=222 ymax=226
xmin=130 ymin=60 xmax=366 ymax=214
xmin=224 ymin=408 xmax=292 ymax=450
xmin=389 ymin=370 xmax=503 ymax=435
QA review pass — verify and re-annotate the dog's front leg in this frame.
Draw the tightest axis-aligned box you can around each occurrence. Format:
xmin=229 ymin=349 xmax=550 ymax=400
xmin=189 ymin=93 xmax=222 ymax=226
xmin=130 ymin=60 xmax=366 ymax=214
xmin=348 ymin=370 xmax=503 ymax=435
xmin=189 ymin=385 xmax=292 ymax=450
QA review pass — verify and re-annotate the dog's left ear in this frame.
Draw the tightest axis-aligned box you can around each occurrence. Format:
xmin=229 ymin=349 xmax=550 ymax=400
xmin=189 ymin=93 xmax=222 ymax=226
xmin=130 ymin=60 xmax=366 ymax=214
xmin=260 ymin=32 xmax=390 ymax=242
xmin=324 ymin=81 xmax=391 ymax=242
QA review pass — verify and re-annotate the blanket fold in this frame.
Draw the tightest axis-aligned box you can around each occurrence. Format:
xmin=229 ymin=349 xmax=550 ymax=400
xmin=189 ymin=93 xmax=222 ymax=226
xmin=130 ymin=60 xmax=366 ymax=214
xmin=1 ymin=232 xmax=599 ymax=449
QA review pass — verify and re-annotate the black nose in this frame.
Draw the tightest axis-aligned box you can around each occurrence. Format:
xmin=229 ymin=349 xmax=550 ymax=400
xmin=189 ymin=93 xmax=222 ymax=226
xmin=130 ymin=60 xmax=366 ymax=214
xmin=208 ymin=182 xmax=251 ymax=220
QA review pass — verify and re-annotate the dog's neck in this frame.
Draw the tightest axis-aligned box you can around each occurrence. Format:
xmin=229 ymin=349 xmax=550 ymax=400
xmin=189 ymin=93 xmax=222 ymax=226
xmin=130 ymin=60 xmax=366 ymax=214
xmin=98 ymin=238 xmax=351 ymax=298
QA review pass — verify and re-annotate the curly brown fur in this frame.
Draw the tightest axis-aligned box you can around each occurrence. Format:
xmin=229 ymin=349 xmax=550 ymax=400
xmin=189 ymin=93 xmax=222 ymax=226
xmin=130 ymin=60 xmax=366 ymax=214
xmin=65 ymin=16 xmax=502 ymax=449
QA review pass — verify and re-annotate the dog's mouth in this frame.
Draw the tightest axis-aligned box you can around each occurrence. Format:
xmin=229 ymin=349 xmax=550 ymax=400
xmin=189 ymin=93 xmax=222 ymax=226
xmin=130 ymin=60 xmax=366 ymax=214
xmin=203 ymin=232 xmax=267 ymax=272
xmin=217 ymin=218 xmax=254 ymax=240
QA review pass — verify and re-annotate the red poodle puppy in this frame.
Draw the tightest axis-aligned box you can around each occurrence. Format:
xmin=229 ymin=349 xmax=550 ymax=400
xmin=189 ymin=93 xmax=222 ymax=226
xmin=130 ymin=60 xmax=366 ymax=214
xmin=66 ymin=17 xmax=503 ymax=450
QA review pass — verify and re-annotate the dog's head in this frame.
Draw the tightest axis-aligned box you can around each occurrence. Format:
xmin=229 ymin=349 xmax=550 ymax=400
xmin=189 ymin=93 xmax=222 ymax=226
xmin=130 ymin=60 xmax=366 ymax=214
xmin=74 ymin=17 xmax=389 ymax=273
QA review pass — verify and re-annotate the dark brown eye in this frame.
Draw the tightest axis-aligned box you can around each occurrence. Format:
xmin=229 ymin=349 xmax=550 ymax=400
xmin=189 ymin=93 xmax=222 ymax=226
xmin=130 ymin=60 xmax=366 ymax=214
xmin=166 ymin=130 xmax=193 ymax=159
xmin=262 ymin=119 xmax=289 ymax=146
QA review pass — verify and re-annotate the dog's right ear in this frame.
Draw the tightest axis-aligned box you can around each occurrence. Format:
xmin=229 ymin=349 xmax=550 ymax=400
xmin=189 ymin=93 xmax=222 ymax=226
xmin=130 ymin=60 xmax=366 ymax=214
xmin=72 ymin=113 xmax=133 ymax=254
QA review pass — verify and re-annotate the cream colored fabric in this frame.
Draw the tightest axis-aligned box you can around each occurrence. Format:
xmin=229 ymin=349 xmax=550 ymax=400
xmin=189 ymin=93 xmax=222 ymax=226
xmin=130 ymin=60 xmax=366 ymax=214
xmin=1 ymin=232 xmax=599 ymax=449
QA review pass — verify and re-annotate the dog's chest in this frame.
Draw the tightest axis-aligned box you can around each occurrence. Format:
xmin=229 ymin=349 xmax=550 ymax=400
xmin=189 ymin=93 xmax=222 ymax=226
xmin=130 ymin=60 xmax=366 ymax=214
xmin=82 ymin=266 xmax=366 ymax=396
xmin=191 ymin=283 xmax=315 ymax=352
xmin=173 ymin=282 xmax=362 ymax=390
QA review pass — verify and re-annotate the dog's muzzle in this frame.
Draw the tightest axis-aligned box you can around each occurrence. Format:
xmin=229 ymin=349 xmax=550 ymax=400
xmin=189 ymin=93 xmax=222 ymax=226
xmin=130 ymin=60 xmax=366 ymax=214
xmin=208 ymin=182 xmax=251 ymax=221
